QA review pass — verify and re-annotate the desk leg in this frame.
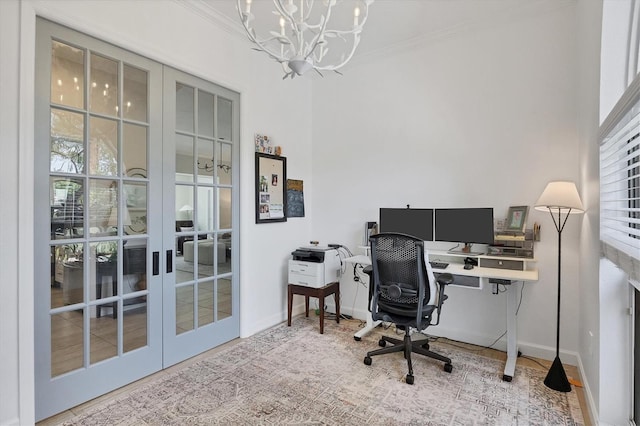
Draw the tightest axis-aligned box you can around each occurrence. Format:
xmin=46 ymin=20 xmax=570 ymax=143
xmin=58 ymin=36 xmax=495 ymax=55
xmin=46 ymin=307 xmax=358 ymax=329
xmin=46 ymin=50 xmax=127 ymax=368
xmin=354 ymin=313 xmax=382 ymax=341
xmin=503 ymin=282 xmax=519 ymax=382
xmin=334 ymin=289 xmax=340 ymax=324
xmin=287 ymin=286 xmax=293 ymax=327
xmin=305 ymin=296 xmax=309 ymax=317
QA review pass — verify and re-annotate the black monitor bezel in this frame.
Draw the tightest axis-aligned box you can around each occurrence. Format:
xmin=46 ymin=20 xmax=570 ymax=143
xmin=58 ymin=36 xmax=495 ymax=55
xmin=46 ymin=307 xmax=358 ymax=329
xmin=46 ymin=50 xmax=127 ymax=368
xmin=378 ymin=208 xmax=434 ymax=241
xmin=434 ymin=208 xmax=494 ymax=246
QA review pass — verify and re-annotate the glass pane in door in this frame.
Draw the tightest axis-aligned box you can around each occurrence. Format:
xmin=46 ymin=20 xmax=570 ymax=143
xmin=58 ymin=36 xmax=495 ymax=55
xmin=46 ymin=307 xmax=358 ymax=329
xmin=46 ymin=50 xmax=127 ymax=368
xmin=50 ymin=108 xmax=85 ymax=174
xmin=90 ymin=305 xmax=118 ymax=364
xmin=217 ymin=277 xmax=232 ymax=320
xmin=50 ymin=177 xmax=85 ymax=239
xmin=176 ymin=83 xmax=194 ymax=133
xmin=123 ymin=123 xmax=147 ymax=177
xmin=123 ymin=64 xmax=148 ymax=122
xmin=217 ymin=142 xmax=232 ymax=185
xmin=88 ymin=179 xmax=117 ymax=237
xmin=176 ymin=284 xmax=194 ymax=334
xmin=217 ymin=97 xmax=232 ymax=141
xmin=175 ymin=134 xmax=194 ymax=183
xmin=90 ymin=53 xmax=118 ymax=116
xmin=51 ymin=309 xmax=84 ymax=376
xmin=89 ymin=117 xmax=118 ymax=176
xmin=51 ymin=41 xmax=84 ymax=109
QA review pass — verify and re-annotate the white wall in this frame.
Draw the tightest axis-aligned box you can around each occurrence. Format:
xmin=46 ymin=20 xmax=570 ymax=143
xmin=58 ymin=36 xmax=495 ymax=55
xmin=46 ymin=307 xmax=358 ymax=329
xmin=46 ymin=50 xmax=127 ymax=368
xmin=311 ymin=4 xmax=584 ymax=361
xmin=576 ymin=1 xmax=603 ymax=424
xmin=0 ymin=0 xmax=312 ymax=423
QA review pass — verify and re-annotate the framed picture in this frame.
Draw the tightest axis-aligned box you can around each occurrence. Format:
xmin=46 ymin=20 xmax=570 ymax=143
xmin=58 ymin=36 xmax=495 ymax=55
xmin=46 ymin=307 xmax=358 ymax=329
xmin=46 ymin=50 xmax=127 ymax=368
xmin=255 ymin=152 xmax=287 ymax=223
xmin=505 ymin=205 xmax=529 ymax=233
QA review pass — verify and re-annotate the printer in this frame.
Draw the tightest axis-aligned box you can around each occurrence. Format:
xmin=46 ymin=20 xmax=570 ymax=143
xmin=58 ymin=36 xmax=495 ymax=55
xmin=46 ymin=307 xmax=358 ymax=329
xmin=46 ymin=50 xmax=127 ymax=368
xmin=289 ymin=247 xmax=341 ymax=288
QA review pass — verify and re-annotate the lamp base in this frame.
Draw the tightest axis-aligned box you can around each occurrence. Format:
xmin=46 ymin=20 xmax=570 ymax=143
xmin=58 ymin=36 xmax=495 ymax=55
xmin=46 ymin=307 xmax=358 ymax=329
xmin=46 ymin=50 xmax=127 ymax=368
xmin=544 ymin=356 xmax=572 ymax=392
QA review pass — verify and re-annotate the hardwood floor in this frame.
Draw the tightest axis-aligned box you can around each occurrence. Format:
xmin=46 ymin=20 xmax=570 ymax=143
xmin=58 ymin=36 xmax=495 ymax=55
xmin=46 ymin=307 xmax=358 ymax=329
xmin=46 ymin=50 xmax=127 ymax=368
xmin=39 ymin=318 xmax=593 ymax=425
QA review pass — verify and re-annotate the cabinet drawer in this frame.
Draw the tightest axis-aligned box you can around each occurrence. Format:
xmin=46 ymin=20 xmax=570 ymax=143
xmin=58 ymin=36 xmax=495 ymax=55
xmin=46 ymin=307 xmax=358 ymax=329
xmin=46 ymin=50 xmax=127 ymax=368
xmin=479 ymin=258 xmax=524 ymax=271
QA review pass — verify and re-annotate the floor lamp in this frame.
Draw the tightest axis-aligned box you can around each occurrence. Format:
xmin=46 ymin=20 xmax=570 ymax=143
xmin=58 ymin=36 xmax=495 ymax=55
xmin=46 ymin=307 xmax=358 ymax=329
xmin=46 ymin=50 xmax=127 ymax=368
xmin=535 ymin=181 xmax=584 ymax=392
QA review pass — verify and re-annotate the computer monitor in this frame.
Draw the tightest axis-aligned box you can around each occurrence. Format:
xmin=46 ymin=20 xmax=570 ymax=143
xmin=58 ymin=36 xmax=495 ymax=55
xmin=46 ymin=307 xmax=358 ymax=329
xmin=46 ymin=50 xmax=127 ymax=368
xmin=379 ymin=208 xmax=434 ymax=241
xmin=434 ymin=208 xmax=494 ymax=253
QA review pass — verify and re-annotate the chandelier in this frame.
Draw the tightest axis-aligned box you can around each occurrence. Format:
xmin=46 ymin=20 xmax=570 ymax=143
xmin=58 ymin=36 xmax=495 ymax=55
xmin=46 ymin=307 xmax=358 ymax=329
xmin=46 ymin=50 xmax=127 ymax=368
xmin=237 ymin=0 xmax=374 ymax=79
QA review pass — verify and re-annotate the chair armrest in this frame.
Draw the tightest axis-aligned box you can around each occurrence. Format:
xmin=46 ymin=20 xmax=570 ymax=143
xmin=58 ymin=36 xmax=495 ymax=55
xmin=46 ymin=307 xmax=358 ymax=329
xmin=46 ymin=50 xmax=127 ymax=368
xmin=436 ymin=273 xmax=453 ymax=286
xmin=434 ymin=273 xmax=453 ymax=320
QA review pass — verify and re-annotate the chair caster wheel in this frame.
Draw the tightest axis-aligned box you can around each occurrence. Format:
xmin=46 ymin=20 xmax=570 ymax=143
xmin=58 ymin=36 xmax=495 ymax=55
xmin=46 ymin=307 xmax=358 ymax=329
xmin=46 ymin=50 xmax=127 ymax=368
xmin=405 ymin=374 xmax=414 ymax=385
xmin=378 ymin=339 xmax=386 ymax=347
xmin=444 ymin=363 xmax=453 ymax=373
xmin=421 ymin=342 xmax=430 ymax=350
xmin=354 ymin=336 xmax=361 ymax=341
xmin=364 ymin=356 xmax=372 ymax=366
xmin=502 ymin=374 xmax=512 ymax=382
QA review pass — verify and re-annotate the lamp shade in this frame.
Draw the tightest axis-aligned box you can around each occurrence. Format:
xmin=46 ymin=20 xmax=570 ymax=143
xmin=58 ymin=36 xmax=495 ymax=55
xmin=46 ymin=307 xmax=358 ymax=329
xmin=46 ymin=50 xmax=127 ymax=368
xmin=534 ymin=181 xmax=584 ymax=214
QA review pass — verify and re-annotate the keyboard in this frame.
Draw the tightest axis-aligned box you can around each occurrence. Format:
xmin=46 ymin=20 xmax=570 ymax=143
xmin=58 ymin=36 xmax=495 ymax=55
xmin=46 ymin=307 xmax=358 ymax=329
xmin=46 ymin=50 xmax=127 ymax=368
xmin=429 ymin=261 xmax=449 ymax=269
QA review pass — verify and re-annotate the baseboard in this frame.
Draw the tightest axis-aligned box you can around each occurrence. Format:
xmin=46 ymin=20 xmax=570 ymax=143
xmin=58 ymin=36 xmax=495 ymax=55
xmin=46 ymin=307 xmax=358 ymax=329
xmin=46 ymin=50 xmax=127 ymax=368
xmin=424 ymin=326 xmax=577 ymax=364
xmin=240 ymin=310 xmax=287 ymax=338
xmin=298 ymin=304 xmax=582 ymax=365
xmin=576 ymin=354 xmax=600 ymax=426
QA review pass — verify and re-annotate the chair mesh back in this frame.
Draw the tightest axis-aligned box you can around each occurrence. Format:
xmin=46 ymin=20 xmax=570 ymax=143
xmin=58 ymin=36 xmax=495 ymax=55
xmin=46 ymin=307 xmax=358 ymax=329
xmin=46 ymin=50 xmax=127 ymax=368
xmin=372 ymin=233 xmax=428 ymax=306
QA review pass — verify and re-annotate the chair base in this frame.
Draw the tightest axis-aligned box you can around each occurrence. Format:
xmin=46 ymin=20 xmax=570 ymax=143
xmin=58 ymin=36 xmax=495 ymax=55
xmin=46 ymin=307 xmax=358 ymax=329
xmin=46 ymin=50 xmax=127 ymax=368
xmin=364 ymin=329 xmax=452 ymax=384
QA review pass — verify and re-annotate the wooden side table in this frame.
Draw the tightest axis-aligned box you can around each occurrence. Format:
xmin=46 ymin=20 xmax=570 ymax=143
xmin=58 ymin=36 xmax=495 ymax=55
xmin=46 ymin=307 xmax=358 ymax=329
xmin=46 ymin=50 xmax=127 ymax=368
xmin=287 ymin=281 xmax=340 ymax=334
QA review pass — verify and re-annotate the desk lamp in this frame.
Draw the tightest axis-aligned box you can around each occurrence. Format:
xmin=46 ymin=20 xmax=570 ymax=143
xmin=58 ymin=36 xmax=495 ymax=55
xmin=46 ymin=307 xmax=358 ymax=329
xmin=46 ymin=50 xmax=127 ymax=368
xmin=535 ymin=181 xmax=584 ymax=392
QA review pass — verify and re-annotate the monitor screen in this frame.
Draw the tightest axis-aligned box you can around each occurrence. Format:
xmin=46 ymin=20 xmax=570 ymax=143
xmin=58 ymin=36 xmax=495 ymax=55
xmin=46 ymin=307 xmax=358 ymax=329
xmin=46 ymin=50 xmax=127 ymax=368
xmin=379 ymin=208 xmax=434 ymax=241
xmin=434 ymin=208 xmax=494 ymax=245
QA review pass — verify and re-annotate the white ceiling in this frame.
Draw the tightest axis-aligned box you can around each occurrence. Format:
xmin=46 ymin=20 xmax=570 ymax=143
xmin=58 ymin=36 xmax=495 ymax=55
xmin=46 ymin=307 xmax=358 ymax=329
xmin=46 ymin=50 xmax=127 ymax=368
xmin=196 ymin=0 xmax=573 ymax=62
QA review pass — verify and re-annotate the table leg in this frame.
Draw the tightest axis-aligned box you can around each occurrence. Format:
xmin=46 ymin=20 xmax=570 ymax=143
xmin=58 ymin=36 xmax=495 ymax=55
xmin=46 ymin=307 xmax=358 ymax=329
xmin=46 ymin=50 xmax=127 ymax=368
xmin=305 ymin=296 xmax=309 ymax=317
xmin=319 ymin=295 xmax=325 ymax=334
xmin=503 ymin=281 xmax=519 ymax=381
xmin=287 ymin=285 xmax=293 ymax=327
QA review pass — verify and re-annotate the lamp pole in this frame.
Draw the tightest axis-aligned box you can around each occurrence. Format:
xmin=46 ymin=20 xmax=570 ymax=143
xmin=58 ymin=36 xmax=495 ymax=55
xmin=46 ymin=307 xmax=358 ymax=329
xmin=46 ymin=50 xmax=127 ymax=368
xmin=544 ymin=206 xmax=572 ymax=392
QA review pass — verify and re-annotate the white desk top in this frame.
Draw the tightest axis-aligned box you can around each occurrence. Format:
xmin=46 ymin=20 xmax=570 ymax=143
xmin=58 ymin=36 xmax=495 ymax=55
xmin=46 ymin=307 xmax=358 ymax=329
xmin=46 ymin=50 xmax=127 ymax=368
xmin=343 ymin=254 xmax=537 ymax=282
xmin=343 ymin=255 xmax=372 ymax=266
xmin=431 ymin=263 xmax=538 ymax=282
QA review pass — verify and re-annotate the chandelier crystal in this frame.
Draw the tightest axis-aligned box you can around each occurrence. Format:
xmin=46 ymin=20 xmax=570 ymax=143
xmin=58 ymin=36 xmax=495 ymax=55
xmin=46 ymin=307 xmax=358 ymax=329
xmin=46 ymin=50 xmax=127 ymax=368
xmin=237 ymin=0 xmax=374 ymax=79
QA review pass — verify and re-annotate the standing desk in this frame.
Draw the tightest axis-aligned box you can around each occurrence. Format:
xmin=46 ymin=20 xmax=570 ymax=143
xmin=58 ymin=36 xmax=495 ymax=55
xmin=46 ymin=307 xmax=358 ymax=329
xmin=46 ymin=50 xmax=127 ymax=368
xmin=343 ymin=252 xmax=538 ymax=382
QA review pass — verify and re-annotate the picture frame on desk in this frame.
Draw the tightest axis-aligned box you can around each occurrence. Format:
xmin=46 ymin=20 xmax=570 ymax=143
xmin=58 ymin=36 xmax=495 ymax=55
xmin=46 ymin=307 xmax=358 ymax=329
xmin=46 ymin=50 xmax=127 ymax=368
xmin=505 ymin=205 xmax=529 ymax=233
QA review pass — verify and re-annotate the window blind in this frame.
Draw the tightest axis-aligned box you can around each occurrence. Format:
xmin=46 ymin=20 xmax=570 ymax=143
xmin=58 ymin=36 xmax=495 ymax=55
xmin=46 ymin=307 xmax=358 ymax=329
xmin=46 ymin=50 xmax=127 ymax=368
xmin=600 ymin=88 xmax=640 ymax=281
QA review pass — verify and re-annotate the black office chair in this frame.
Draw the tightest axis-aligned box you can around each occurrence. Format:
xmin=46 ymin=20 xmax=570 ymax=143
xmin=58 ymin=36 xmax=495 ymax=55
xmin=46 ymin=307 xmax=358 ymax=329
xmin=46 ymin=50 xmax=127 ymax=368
xmin=363 ymin=233 xmax=454 ymax=384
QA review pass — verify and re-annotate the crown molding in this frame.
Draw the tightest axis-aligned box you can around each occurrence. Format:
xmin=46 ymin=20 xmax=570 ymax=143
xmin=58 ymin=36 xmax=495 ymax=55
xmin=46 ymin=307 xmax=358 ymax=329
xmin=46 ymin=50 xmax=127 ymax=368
xmin=174 ymin=0 xmax=246 ymax=39
xmin=349 ymin=0 xmax=575 ymax=69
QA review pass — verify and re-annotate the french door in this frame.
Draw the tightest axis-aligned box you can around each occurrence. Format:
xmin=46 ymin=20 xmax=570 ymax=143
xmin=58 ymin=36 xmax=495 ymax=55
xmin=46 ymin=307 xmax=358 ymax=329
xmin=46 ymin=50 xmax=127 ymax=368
xmin=34 ymin=19 xmax=239 ymax=421
xmin=162 ymin=68 xmax=240 ymax=366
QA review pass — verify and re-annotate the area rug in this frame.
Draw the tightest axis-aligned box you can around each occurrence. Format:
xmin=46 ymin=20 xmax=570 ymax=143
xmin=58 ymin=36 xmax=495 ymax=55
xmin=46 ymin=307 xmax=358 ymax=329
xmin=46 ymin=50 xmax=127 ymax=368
xmin=61 ymin=317 xmax=584 ymax=425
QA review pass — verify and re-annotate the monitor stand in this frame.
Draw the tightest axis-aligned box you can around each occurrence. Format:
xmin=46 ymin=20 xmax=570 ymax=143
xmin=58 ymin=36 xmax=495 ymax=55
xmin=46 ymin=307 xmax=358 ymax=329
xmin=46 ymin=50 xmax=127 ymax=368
xmin=448 ymin=249 xmax=486 ymax=256
xmin=448 ymin=243 xmax=486 ymax=256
